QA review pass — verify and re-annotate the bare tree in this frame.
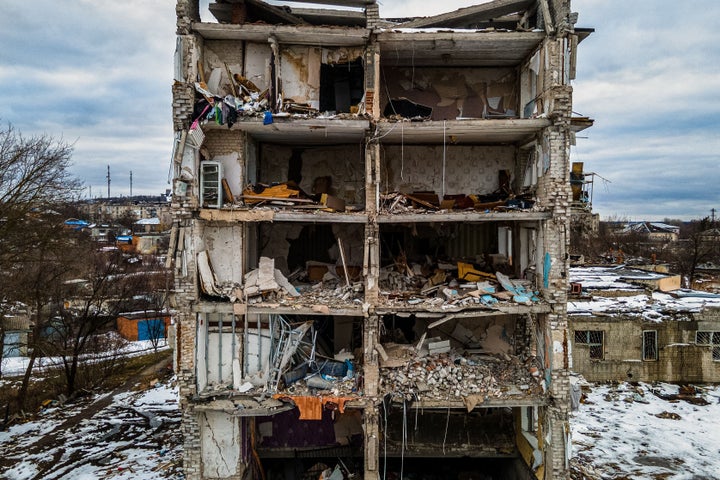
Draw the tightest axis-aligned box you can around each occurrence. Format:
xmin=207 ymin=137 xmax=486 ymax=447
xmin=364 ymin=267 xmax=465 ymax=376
xmin=671 ymin=217 xmax=720 ymax=288
xmin=0 ymin=123 xmax=81 ymax=382
xmin=131 ymin=259 xmax=174 ymax=353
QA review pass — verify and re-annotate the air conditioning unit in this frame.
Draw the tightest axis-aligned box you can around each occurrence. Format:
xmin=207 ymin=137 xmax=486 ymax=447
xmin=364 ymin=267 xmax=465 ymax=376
xmin=200 ymin=161 xmax=222 ymax=209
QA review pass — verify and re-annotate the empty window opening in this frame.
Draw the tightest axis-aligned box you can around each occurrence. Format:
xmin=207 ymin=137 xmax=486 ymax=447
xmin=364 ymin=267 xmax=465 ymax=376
xmin=696 ymin=331 xmax=720 ymax=361
xmin=521 ymin=406 xmax=538 ymax=434
xmin=574 ymin=330 xmax=603 ymax=360
xmin=320 ymin=58 xmax=364 ymax=113
xmin=642 ymin=330 xmax=658 ymax=361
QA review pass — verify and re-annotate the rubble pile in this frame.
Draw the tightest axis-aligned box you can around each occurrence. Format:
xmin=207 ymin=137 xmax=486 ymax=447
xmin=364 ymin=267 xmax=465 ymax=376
xmin=239 ymin=182 xmax=352 ymax=212
xmin=379 ymin=259 xmax=540 ymax=309
xmin=239 ymin=257 xmax=364 ymax=308
xmin=380 ymin=350 xmax=543 ymax=404
xmin=380 ymin=191 xmax=537 ymax=214
xmin=192 ymin=80 xmax=367 ymax=129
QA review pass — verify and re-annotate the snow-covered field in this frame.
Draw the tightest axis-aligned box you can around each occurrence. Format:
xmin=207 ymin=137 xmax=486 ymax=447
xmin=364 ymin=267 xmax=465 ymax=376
xmin=4 ymin=356 xmax=720 ymax=479
xmin=0 ymin=375 xmax=182 ymax=479
xmin=571 ymin=381 xmax=720 ymax=480
xmin=1 ymin=338 xmax=169 ymax=378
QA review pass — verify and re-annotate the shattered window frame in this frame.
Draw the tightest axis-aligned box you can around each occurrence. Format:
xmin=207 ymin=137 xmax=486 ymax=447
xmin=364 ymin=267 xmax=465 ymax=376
xmin=574 ymin=330 xmax=604 ymax=360
xmin=696 ymin=331 xmax=720 ymax=361
xmin=522 ymin=406 xmax=538 ymax=434
xmin=642 ymin=330 xmax=658 ymax=361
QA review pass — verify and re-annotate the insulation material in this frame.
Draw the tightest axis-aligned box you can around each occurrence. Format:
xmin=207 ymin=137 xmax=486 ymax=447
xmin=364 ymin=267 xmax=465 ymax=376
xmin=382 ymin=67 xmax=518 ymax=119
xmin=197 ymin=250 xmax=221 ymax=296
xmin=260 ymin=144 xmax=365 ymax=205
xmin=280 ymin=46 xmax=322 ymax=107
xmin=382 ymin=145 xmax=514 ymax=196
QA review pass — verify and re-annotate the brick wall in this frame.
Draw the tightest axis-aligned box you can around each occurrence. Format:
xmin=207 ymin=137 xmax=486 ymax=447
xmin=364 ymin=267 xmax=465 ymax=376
xmin=570 ymin=313 xmax=720 ymax=383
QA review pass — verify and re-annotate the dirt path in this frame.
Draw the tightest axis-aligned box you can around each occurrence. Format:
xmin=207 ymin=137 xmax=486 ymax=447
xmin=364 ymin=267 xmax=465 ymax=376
xmin=30 ymin=352 xmax=171 ymax=455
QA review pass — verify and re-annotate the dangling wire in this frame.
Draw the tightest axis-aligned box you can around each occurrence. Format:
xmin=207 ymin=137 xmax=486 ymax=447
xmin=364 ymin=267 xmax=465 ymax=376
xmin=401 ymin=400 xmax=407 ymax=480
xmin=383 ymin=400 xmax=388 ymax=480
xmin=442 ymin=407 xmax=450 ymax=455
xmin=442 ymin=120 xmax=447 ymax=198
xmin=400 ymin=122 xmax=405 ymax=181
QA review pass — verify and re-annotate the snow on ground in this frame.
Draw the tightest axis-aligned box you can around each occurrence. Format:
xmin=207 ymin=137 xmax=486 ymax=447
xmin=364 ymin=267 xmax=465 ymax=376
xmin=0 ymin=338 xmax=170 ymax=377
xmin=571 ymin=381 xmax=720 ymax=480
xmin=0 ymin=376 xmax=183 ymax=479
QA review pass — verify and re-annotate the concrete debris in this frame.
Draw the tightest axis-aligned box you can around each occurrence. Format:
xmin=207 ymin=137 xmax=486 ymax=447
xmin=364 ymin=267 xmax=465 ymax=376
xmin=379 ymin=261 xmax=539 ymax=309
xmin=379 ymin=347 xmax=542 ymax=404
xmin=242 ymin=258 xmax=363 ymax=307
xmin=380 ymin=191 xmax=536 ymax=214
xmin=243 ymin=257 xmax=300 ymax=298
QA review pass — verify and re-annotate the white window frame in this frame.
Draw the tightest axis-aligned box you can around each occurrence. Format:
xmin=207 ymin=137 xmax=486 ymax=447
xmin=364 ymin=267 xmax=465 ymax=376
xmin=696 ymin=331 xmax=720 ymax=361
xmin=642 ymin=330 xmax=658 ymax=361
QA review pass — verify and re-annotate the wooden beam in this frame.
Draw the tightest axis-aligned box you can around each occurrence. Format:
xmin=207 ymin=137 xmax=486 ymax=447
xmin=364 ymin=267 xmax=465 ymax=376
xmin=399 ymin=0 xmax=534 ymax=29
xmin=262 ymin=0 xmax=375 ymax=6
xmin=538 ymin=0 xmax=555 ymax=34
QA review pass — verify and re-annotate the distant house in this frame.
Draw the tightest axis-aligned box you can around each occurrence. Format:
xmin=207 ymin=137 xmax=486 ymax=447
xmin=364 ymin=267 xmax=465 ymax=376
xmin=88 ymin=223 xmax=124 ymax=243
xmin=619 ymin=222 xmax=680 ymax=243
xmin=569 ymin=266 xmax=720 ymax=383
xmin=133 ymin=217 xmax=164 ymax=234
xmin=116 ymin=311 xmax=171 ymax=342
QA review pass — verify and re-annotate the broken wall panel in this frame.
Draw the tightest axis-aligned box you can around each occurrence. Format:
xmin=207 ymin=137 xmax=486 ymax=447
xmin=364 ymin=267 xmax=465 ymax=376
xmin=381 ymin=67 xmax=518 ymax=120
xmin=259 ymin=144 xmax=365 ymax=207
xmin=251 ymin=222 xmax=365 ymax=281
xmin=198 ymin=224 xmax=244 ymax=286
xmin=201 ymin=40 xmax=247 ymax=98
xmin=381 ymin=145 xmax=515 ymax=197
xmin=280 ymin=46 xmax=323 ymax=107
xmin=200 ymin=411 xmax=243 ymax=478
xmin=244 ymin=42 xmax=272 ymax=93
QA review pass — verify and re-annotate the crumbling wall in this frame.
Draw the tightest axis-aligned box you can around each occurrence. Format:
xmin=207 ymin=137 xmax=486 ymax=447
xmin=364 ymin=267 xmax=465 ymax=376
xmin=202 ymin=40 xmax=245 ymax=98
xmin=202 ymin=130 xmax=245 ymax=201
xmin=381 ymin=145 xmax=515 ymax=196
xmin=200 ymin=411 xmax=244 ymax=479
xmin=260 ymin=144 xmax=365 ymax=205
xmin=381 ymin=67 xmax=518 ymax=119
xmin=256 ymin=223 xmax=364 ymax=275
xmin=280 ymin=46 xmax=322 ymax=107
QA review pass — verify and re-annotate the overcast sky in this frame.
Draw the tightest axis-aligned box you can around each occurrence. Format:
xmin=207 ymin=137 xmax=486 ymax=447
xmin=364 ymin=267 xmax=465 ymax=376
xmin=1 ymin=1 xmax=718 ymax=221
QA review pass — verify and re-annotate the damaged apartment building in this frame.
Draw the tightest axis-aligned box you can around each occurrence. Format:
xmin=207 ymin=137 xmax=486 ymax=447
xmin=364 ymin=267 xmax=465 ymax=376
xmin=169 ymin=0 xmax=592 ymax=479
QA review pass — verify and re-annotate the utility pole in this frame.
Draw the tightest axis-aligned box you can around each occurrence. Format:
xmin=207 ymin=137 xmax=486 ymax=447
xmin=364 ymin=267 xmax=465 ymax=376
xmin=712 ymin=208 xmax=717 ymax=225
xmin=106 ymin=165 xmax=111 ymax=199
xmin=130 ymin=170 xmax=133 ymax=198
